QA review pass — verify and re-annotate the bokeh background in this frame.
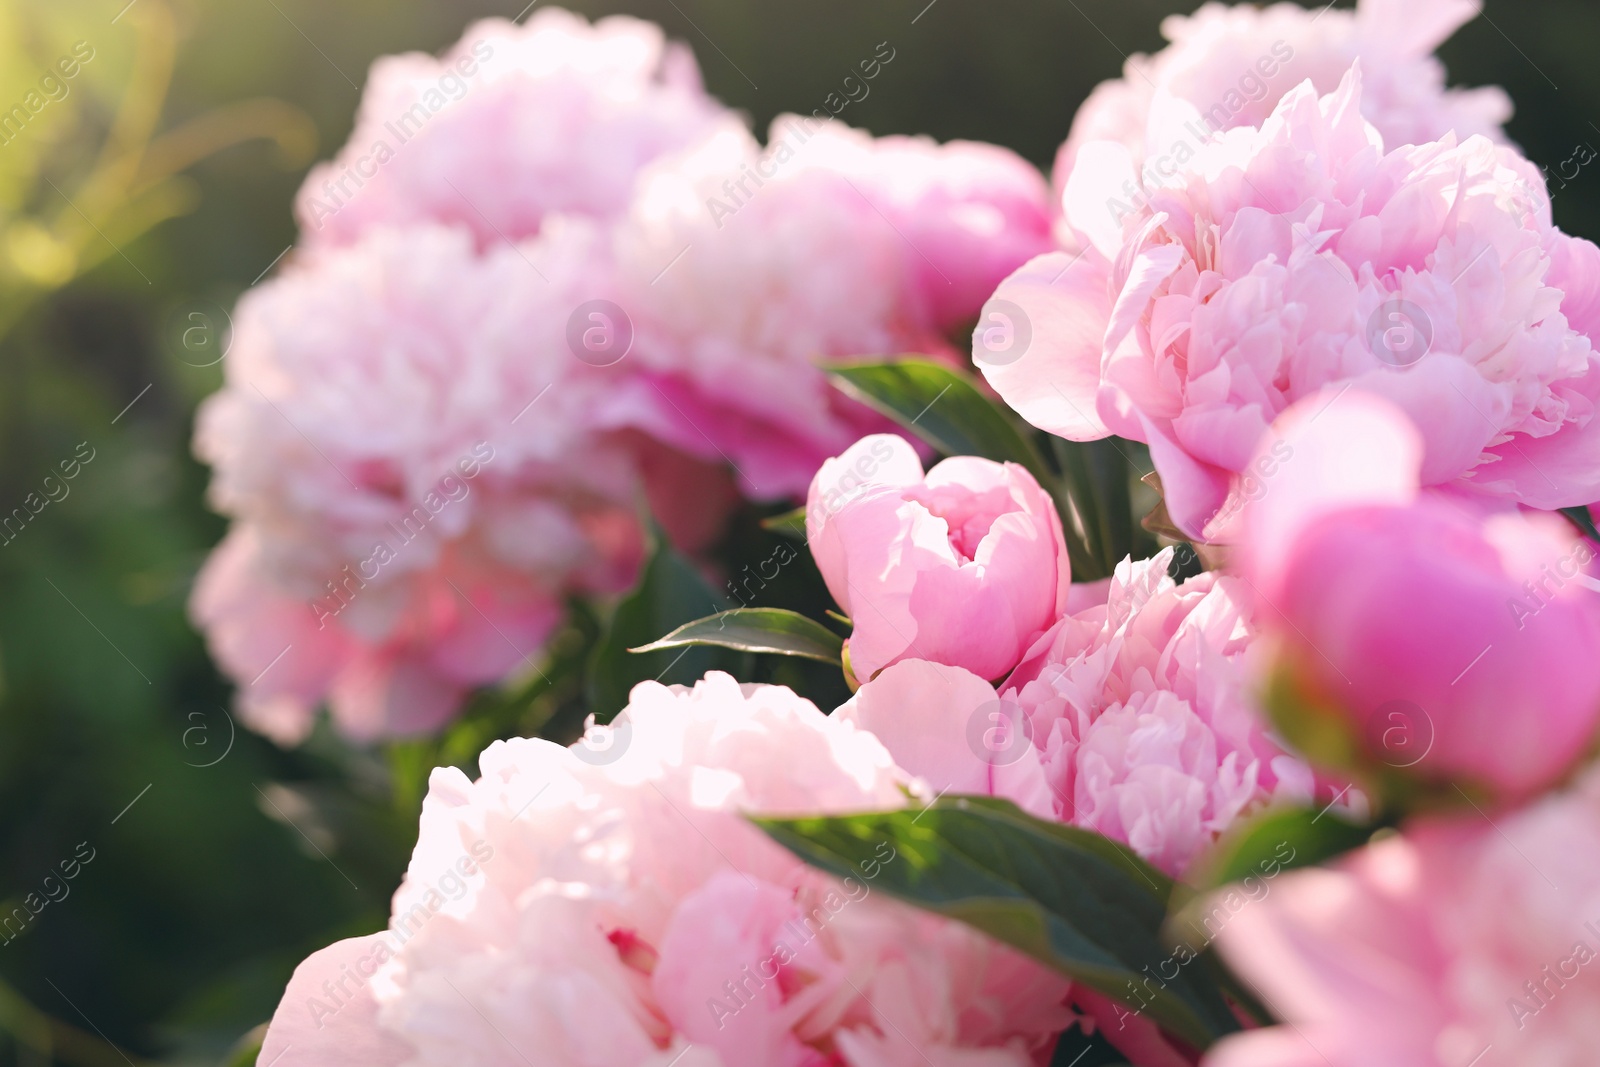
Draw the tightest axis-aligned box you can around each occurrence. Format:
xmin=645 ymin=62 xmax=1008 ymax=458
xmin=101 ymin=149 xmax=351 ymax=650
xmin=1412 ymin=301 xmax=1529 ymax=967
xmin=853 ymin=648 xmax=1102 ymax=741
xmin=1 ymin=0 xmax=1595 ymax=1063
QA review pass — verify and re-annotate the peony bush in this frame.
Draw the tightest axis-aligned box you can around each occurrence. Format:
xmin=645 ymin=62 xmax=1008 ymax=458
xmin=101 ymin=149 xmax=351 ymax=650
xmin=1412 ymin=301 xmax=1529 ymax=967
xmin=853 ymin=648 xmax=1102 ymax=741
xmin=209 ymin=4 xmax=1600 ymax=1067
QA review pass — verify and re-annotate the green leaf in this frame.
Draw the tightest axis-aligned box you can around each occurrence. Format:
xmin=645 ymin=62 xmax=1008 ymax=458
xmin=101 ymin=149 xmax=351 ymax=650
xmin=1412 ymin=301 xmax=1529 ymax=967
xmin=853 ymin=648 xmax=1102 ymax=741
xmin=1052 ymin=436 xmax=1138 ymax=578
xmin=827 ymin=359 xmax=1051 ymax=482
xmin=756 ymin=796 xmax=1240 ymax=1050
xmin=221 ymin=1025 xmax=267 ymax=1067
xmin=587 ymin=540 xmax=740 ymax=722
xmin=760 ymin=506 xmax=809 ymax=542
xmin=1183 ymin=805 xmax=1377 ymax=895
xmin=631 ymin=608 xmax=843 ymax=666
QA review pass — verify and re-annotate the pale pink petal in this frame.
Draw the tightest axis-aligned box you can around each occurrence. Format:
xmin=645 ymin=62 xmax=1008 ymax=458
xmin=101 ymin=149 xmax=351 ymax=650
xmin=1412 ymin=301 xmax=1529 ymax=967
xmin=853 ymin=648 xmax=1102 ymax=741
xmin=974 ymin=253 xmax=1114 ymax=442
xmin=257 ymin=934 xmax=412 ymax=1067
xmin=839 ymin=660 xmax=1054 ymax=819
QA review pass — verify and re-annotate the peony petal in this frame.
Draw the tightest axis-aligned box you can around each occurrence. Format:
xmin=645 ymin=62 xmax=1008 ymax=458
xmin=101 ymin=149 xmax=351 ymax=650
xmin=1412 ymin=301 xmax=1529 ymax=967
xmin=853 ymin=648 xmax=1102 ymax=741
xmin=257 ymin=934 xmax=412 ymax=1067
xmin=839 ymin=660 xmax=1054 ymax=819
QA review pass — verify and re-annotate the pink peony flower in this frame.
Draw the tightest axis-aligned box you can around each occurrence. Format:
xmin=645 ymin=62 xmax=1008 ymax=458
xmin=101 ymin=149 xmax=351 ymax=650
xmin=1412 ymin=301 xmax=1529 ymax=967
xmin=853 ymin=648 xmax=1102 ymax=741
xmin=1235 ymin=391 xmax=1600 ymax=802
xmin=191 ymin=224 xmax=649 ymax=742
xmin=788 ymin=120 xmax=1057 ymax=333
xmin=256 ymin=672 xmax=1074 ymax=1067
xmin=805 ymin=434 xmax=1071 ymax=683
xmin=613 ymin=116 xmax=1052 ymax=499
xmin=191 ymin=526 xmax=567 ymax=743
xmin=297 ymin=8 xmax=724 ymax=247
xmin=1008 ymin=550 xmax=1352 ymax=877
xmin=979 ymin=67 xmax=1600 ymax=540
xmin=839 ymin=551 xmax=1348 ymax=878
xmin=1206 ymin=767 xmax=1600 ymax=1067
xmin=1054 ymin=0 xmax=1510 ymax=201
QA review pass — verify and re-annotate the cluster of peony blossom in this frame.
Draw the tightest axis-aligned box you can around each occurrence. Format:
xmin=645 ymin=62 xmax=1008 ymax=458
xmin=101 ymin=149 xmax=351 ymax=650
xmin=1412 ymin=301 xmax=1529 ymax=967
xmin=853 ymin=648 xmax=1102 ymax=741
xmin=236 ymin=1 xmax=1600 ymax=1066
xmin=191 ymin=7 xmax=1054 ymax=744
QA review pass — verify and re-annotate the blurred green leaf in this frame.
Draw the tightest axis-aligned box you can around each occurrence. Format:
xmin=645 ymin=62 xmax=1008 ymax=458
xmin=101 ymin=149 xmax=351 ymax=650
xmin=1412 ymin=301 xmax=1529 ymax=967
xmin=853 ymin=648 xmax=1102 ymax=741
xmin=1183 ymin=805 xmax=1375 ymax=895
xmin=760 ymin=506 xmax=808 ymax=542
xmin=1049 ymin=1025 xmax=1131 ymax=1066
xmin=1562 ymin=506 xmax=1599 ymax=544
xmin=219 ymin=1025 xmax=265 ymax=1067
xmin=0 ymin=975 xmax=153 ymax=1067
